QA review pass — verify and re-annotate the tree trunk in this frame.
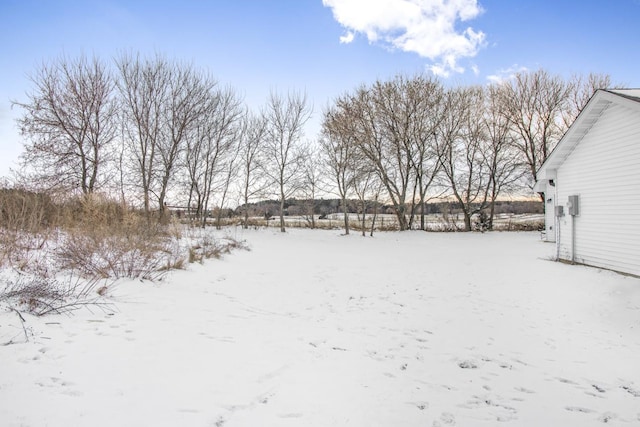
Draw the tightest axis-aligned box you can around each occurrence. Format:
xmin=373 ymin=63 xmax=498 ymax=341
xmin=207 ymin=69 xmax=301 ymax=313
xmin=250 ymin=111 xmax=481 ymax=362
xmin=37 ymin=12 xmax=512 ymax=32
xmin=243 ymin=194 xmax=250 ymax=229
xmin=341 ymin=196 xmax=349 ymax=235
xmin=395 ymin=205 xmax=408 ymax=230
xmin=279 ymin=189 xmax=286 ymax=233
xmin=370 ymin=195 xmax=379 ymax=237
xmin=488 ymin=201 xmax=496 ymax=231
xmin=463 ymin=211 xmax=472 ymax=232
xmin=361 ymin=199 xmax=366 ymax=237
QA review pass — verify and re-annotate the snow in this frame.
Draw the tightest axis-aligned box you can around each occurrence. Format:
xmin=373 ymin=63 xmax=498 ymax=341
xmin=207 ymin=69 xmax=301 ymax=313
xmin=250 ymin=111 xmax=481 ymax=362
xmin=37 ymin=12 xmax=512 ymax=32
xmin=1 ymin=229 xmax=639 ymax=426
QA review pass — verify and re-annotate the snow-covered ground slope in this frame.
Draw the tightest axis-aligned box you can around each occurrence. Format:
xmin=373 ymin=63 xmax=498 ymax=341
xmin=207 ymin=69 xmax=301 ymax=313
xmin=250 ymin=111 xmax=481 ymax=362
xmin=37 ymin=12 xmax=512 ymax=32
xmin=1 ymin=229 xmax=639 ymax=426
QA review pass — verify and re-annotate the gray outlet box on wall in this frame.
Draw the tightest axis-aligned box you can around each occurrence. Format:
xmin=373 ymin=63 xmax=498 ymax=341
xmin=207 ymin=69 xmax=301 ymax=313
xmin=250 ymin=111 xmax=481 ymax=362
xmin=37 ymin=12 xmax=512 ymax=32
xmin=568 ymin=195 xmax=579 ymax=216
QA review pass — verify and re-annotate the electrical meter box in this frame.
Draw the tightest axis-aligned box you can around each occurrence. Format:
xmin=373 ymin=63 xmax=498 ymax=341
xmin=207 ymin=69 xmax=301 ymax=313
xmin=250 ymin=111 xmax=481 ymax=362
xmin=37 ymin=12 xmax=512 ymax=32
xmin=555 ymin=205 xmax=564 ymax=217
xmin=568 ymin=195 xmax=580 ymax=216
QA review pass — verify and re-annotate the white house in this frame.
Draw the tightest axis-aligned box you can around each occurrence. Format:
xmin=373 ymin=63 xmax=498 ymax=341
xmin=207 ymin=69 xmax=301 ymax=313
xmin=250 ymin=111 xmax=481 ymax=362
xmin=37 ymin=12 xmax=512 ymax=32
xmin=534 ymin=89 xmax=640 ymax=277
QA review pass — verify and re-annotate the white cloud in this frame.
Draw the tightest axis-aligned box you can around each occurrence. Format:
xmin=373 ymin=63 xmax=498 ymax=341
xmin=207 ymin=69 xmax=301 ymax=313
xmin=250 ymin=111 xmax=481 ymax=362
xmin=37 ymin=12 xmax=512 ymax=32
xmin=487 ymin=64 xmax=529 ymax=83
xmin=340 ymin=31 xmax=355 ymax=44
xmin=322 ymin=0 xmax=486 ymax=77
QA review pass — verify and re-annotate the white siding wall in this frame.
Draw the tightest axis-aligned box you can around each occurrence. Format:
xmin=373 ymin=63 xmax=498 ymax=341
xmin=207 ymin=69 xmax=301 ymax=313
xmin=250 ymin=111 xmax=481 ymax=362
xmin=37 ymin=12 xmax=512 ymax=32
xmin=544 ymin=192 xmax=555 ymax=242
xmin=556 ymin=102 xmax=640 ymax=276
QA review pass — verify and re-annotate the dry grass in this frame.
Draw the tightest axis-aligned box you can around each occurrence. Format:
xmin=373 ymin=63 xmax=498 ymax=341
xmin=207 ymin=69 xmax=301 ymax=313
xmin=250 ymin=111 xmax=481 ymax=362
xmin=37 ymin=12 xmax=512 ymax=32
xmin=184 ymin=228 xmax=249 ymax=264
xmin=0 ymin=190 xmax=185 ymax=316
xmin=54 ymin=197 xmax=173 ymax=280
xmin=0 ymin=188 xmax=56 ymax=270
xmin=0 ymin=274 xmax=113 ymax=316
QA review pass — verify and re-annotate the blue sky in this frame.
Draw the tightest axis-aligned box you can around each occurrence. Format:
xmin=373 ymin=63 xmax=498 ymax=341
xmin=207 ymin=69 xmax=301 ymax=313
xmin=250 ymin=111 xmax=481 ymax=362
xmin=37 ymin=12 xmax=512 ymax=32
xmin=1 ymin=0 xmax=639 ymax=177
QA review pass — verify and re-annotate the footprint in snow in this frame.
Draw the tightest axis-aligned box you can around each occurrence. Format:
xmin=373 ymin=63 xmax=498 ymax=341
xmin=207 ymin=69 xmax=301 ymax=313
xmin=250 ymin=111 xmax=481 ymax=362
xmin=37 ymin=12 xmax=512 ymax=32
xmin=411 ymin=401 xmax=429 ymax=410
xmin=565 ymin=406 xmax=595 ymax=413
xmin=556 ymin=377 xmax=579 ymax=385
xmin=458 ymin=360 xmax=478 ymax=369
xmin=621 ymin=385 xmax=640 ymax=397
xmin=599 ymin=412 xmax=617 ymax=423
xmin=258 ymin=391 xmax=275 ymax=404
xmin=177 ymin=408 xmax=199 ymax=414
xmin=278 ymin=413 xmax=303 ymax=419
xmin=439 ymin=412 xmax=456 ymax=425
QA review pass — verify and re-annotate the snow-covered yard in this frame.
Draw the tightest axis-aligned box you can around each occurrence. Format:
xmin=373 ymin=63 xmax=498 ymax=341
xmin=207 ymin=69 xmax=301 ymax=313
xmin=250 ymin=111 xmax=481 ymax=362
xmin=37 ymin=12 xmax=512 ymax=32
xmin=1 ymin=229 xmax=639 ymax=426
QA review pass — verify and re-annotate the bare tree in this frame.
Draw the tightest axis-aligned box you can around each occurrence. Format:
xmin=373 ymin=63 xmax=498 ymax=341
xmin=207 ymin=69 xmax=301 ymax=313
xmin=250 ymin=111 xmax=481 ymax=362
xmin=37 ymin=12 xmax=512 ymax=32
xmin=482 ymin=85 xmax=526 ymax=229
xmin=497 ymin=69 xmax=571 ymax=191
xmin=262 ymin=90 xmax=312 ymax=232
xmin=348 ymin=75 xmax=447 ymax=230
xmin=156 ymin=62 xmax=213 ymax=216
xmin=563 ymin=72 xmax=613 ymax=127
xmin=438 ymin=86 xmax=491 ymax=231
xmin=184 ymin=86 xmax=243 ymax=227
xmin=183 ymin=111 xmax=206 ymax=222
xmin=406 ymin=75 xmax=445 ymax=230
xmin=300 ymin=142 xmax=323 ymax=229
xmin=116 ymin=53 xmax=169 ymax=213
xmin=237 ymin=111 xmax=268 ymax=229
xmin=320 ymin=102 xmax=359 ymax=234
xmin=325 ymin=75 xmax=445 ymax=232
xmin=214 ymin=142 xmax=241 ymax=230
xmin=345 ymin=85 xmax=404 ymax=230
xmin=14 ymin=54 xmax=117 ymax=195
xmin=352 ymin=158 xmax=378 ymax=236
xmin=368 ymin=177 xmax=384 ymax=236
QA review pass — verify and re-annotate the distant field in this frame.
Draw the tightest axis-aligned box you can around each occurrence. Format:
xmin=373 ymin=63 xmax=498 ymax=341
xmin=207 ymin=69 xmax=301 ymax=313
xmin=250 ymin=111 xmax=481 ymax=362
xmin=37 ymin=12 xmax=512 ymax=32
xmin=248 ymin=213 xmax=545 ymax=231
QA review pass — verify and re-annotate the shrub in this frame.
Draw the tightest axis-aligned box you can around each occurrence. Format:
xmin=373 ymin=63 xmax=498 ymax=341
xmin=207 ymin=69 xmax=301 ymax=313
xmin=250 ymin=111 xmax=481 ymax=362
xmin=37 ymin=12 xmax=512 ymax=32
xmin=55 ymin=207 xmax=173 ymax=280
xmin=184 ymin=228 xmax=249 ymax=264
xmin=0 ymin=188 xmax=250 ymax=319
xmin=0 ymin=274 xmax=113 ymax=316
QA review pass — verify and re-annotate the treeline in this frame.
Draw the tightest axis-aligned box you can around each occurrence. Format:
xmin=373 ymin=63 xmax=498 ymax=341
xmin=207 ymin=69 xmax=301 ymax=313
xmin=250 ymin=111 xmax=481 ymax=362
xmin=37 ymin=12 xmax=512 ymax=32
xmin=321 ymin=72 xmax=611 ymax=232
xmin=9 ymin=52 xmax=611 ymax=232
xmin=236 ymin=198 xmax=542 ymax=219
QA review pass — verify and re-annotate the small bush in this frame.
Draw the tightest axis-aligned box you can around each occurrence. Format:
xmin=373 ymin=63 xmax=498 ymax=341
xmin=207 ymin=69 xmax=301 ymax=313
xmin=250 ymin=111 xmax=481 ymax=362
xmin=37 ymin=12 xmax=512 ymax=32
xmin=45 ymin=194 xmax=176 ymax=281
xmin=0 ymin=274 xmax=113 ymax=316
xmin=495 ymin=220 xmax=545 ymax=232
xmin=56 ymin=226 xmax=171 ymax=280
xmin=185 ymin=228 xmax=249 ymax=264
